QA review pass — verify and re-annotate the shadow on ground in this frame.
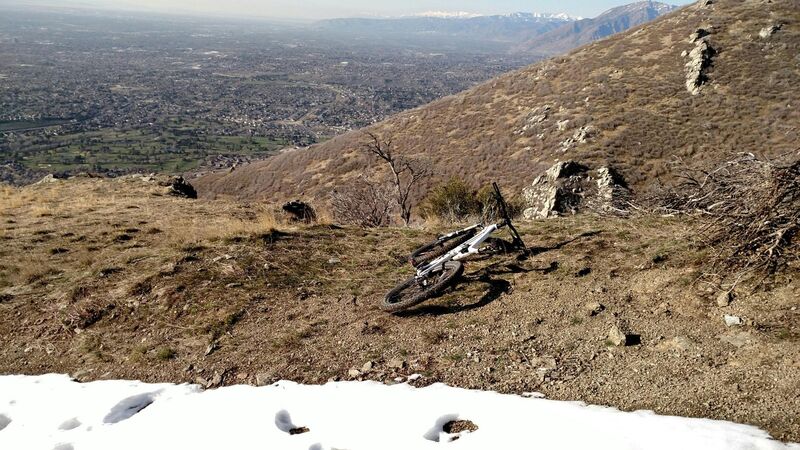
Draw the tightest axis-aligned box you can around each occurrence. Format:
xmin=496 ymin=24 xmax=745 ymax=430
xmin=397 ymin=230 xmax=602 ymax=317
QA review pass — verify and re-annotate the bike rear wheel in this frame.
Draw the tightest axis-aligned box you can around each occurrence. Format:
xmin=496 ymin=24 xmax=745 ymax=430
xmin=381 ymin=261 xmax=463 ymax=313
xmin=409 ymin=229 xmax=477 ymax=267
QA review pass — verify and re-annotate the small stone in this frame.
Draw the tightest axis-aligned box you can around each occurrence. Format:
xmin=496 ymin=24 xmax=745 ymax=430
xmin=348 ymin=369 xmax=361 ymax=378
xmin=236 ymin=373 xmax=248 ymax=381
xmin=759 ymin=24 xmax=781 ymax=39
xmin=719 ymin=331 xmax=753 ymax=348
xmin=407 ymin=374 xmax=422 ymax=381
xmin=209 ymin=373 xmax=223 ymax=387
xmin=225 ymin=283 xmax=242 ymax=289
xmin=716 ymin=291 xmax=732 ymax=307
xmin=655 ymin=336 xmax=692 ymax=352
xmin=361 ymin=361 xmax=374 ymax=372
xmin=184 ymin=364 xmax=194 ymax=373
xmin=724 ymin=315 xmax=743 ymax=327
xmin=585 ymin=301 xmax=605 ymax=316
xmin=521 ymin=392 xmax=546 ymax=399
xmin=608 ymin=325 xmax=628 ymax=346
xmin=532 ymin=356 xmax=557 ymax=370
xmin=387 ymin=358 xmax=406 ymax=369
xmin=255 ymin=372 xmax=273 ymax=386
xmin=328 ymin=257 xmax=341 ymax=265
xmin=204 ymin=342 xmax=218 ymax=356
xmin=195 ymin=376 xmax=209 ymax=387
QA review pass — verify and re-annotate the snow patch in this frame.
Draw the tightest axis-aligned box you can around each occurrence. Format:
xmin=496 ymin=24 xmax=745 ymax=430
xmin=412 ymin=11 xmax=483 ymax=19
xmin=0 ymin=374 xmax=797 ymax=450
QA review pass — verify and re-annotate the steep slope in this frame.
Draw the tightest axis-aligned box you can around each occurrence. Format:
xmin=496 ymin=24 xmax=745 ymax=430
xmin=518 ymin=1 xmax=679 ymax=55
xmin=195 ymin=0 xmax=799 ymax=203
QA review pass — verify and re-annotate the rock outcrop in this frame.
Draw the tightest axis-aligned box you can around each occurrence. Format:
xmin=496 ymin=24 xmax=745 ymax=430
xmin=759 ymin=24 xmax=782 ymax=39
xmin=559 ymin=125 xmax=596 ymax=153
xmin=684 ymin=29 xmax=716 ymax=95
xmin=522 ymin=161 xmax=630 ymax=219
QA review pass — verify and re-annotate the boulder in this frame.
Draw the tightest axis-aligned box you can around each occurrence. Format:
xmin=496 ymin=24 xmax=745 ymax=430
xmin=282 ymin=200 xmax=317 ymax=223
xmin=168 ymin=176 xmax=198 ymax=199
xmin=522 ymin=161 xmax=630 ymax=219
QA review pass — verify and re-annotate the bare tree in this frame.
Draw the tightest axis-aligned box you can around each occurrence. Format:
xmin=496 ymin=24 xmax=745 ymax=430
xmin=330 ymin=177 xmax=394 ymax=228
xmin=361 ymin=131 xmax=430 ymax=226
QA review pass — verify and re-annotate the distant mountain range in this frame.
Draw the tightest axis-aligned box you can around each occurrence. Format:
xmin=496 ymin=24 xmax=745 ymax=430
xmin=315 ymin=12 xmax=576 ymax=45
xmin=517 ymin=1 xmax=680 ymax=54
xmin=316 ymin=2 xmax=677 ymax=55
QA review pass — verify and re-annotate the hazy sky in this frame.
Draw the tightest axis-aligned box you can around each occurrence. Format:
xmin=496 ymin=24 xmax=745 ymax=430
xmin=4 ymin=0 xmax=696 ymax=20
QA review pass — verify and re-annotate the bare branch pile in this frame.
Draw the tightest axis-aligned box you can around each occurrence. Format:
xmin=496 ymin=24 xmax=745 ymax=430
xmin=653 ymin=153 xmax=800 ymax=279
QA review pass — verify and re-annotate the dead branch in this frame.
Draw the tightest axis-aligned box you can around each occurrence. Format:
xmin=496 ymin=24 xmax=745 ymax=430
xmin=362 ymin=131 xmax=430 ymax=226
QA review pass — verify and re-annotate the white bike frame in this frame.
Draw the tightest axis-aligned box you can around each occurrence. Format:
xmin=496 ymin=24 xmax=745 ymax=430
xmin=416 ymin=223 xmax=502 ymax=279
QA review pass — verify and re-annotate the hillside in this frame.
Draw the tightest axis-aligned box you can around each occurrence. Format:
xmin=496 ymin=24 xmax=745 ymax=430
xmin=518 ymin=1 xmax=679 ymax=55
xmin=1 ymin=177 xmax=799 ymax=441
xmin=194 ymin=0 xmax=799 ymax=204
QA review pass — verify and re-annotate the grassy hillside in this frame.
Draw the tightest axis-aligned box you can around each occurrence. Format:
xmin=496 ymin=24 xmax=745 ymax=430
xmin=194 ymin=0 xmax=799 ymax=204
xmin=1 ymin=177 xmax=798 ymax=440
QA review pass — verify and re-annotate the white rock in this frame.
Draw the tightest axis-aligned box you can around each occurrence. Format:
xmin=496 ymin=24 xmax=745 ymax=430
xmin=723 ymin=315 xmax=743 ymax=327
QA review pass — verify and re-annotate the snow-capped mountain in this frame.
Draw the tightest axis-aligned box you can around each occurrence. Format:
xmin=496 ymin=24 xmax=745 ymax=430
xmin=314 ymin=4 xmax=669 ymax=47
xmin=518 ymin=1 xmax=679 ymax=55
xmin=411 ymin=11 xmax=484 ymax=19
xmin=315 ymin=11 xmax=581 ymax=43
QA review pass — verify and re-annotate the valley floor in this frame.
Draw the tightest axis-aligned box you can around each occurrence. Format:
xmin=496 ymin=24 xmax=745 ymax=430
xmin=1 ymin=177 xmax=799 ymax=442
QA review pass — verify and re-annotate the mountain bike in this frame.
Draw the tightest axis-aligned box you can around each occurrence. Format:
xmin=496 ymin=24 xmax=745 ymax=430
xmin=380 ymin=182 xmax=528 ymax=313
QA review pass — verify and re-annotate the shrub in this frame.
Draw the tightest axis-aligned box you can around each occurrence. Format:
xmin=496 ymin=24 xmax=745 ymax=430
xmin=475 ymin=184 xmax=524 ymax=223
xmin=420 ymin=178 xmax=481 ymax=223
xmin=421 ymin=178 xmax=524 ymax=224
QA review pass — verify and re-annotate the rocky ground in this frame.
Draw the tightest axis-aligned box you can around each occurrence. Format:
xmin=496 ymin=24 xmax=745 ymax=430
xmin=0 ymin=177 xmax=798 ymax=441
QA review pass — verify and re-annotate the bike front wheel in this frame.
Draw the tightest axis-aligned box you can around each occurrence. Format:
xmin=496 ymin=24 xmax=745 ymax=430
xmin=380 ymin=261 xmax=463 ymax=313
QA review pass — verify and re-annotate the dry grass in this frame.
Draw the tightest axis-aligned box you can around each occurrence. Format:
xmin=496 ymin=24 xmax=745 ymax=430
xmin=162 ymin=210 xmax=285 ymax=247
xmin=1 ymin=177 xmax=800 ymax=442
